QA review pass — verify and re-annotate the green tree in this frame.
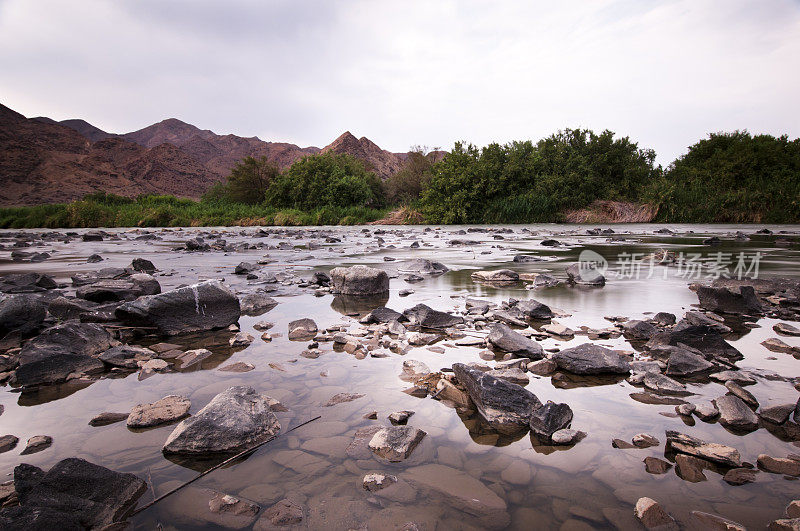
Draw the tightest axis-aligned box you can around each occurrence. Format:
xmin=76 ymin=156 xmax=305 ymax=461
xmin=204 ymin=156 xmax=279 ymax=205
xmin=266 ymin=152 xmax=385 ymax=209
xmin=384 ymin=145 xmax=439 ymax=205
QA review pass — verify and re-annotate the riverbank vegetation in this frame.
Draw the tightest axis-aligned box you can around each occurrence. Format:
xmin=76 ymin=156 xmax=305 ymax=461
xmin=0 ymin=130 xmax=797 ymax=227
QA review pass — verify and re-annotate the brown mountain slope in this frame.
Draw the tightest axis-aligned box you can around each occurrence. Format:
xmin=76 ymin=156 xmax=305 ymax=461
xmin=322 ymin=131 xmax=403 ymax=179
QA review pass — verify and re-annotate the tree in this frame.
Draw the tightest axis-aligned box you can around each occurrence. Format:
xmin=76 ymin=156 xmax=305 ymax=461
xmin=384 ymin=145 xmax=439 ymax=205
xmin=204 ymin=156 xmax=279 ymax=204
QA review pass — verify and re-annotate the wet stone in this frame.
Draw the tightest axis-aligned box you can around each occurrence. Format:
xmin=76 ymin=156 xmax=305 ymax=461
xmin=127 ymin=395 xmax=191 ymax=428
xmin=368 ymin=426 xmax=426 ymax=462
xmin=20 ymin=435 xmax=52 ymax=455
xmin=723 ymin=468 xmax=758 ymax=486
xmin=89 ymin=412 xmax=129 ymax=427
xmin=634 ymin=497 xmax=678 ymax=530
xmin=715 ymin=394 xmax=759 ymax=432
xmin=0 ymin=435 xmax=19 ymax=453
xmin=643 ymin=456 xmax=672 ymax=474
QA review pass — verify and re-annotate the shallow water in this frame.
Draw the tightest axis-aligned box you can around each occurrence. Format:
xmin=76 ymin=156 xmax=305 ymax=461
xmin=1 ymin=223 xmax=800 ymax=529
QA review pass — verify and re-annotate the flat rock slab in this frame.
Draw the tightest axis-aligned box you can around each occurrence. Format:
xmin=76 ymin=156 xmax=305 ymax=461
xmin=404 ymin=464 xmax=509 ymax=529
xmin=369 ymin=426 xmax=426 ymax=462
xmin=89 ymin=412 xmax=130 ymax=427
xmin=127 ymin=395 xmax=191 ymax=428
xmin=665 ymin=430 xmax=742 ymax=467
xmin=551 ymin=343 xmax=630 ymax=375
xmin=163 ymin=386 xmax=280 ymax=455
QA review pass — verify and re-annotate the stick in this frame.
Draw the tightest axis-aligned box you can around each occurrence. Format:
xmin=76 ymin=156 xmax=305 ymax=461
xmin=129 ymin=415 xmax=321 ymax=517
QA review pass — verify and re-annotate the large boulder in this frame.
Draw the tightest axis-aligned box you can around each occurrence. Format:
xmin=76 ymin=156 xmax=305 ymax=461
xmin=452 ymin=363 xmax=541 ymax=434
xmin=163 ymin=386 xmax=280 ymax=455
xmin=514 ymin=299 xmax=553 ymax=320
xmin=648 ymin=325 xmax=742 ymax=362
xmin=4 ymin=458 xmax=145 ymax=529
xmin=402 ymin=303 xmax=463 ymax=329
xmin=551 ymin=343 xmax=630 ymax=375
xmin=0 ymin=272 xmax=57 ymax=293
xmin=487 ymin=324 xmax=544 ymax=360
xmin=663 ymin=346 xmax=715 ymax=377
xmin=0 ymin=294 xmax=46 ymax=336
xmin=694 ymin=285 xmax=762 ymax=315
xmin=115 ymin=281 xmax=240 ymax=335
xmin=329 ymin=265 xmax=389 ymax=295
xmin=715 ymin=395 xmax=759 ymax=432
xmin=11 ymin=322 xmax=113 ymax=387
xmin=76 ymin=274 xmax=161 ymax=303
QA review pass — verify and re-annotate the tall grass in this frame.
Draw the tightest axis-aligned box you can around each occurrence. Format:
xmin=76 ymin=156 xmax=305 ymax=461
xmin=0 ymin=194 xmax=389 ymax=228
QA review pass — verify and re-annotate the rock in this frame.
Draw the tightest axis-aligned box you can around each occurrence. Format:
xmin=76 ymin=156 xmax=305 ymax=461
xmin=12 ymin=322 xmax=112 ymax=387
xmin=163 ymin=386 xmax=280 ymax=455
xmin=529 ymin=402 xmax=573 ymax=439
xmin=161 ymin=486 xmax=260 ymax=529
xmin=715 ymin=395 xmax=759 ymax=431
xmin=724 ymin=380 xmax=758 ymax=407
xmin=763 ymin=338 xmax=800 ymax=355
xmin=471 ymin=269 xmax=519 ymax=282
xmin=174 ymin=349 xmax=212 ymax=370
xmin=650 ymin=324 xmax=742 ymax=361
xmin=20 ymin=435 xmax=52 ymax=455
xmin=487 ymin=323 xmax=544 ymax=359
xmin=643 ymin=373 xmax=686 ymax=395
xmin=665 ymin=431 xmax=742 ymax=467
xmin=691 ymin=511 xmax=746 ymax=531
xmin=515 ymin=299 xmax=553 ymax=319
xmin=694 ymin=285 xmax=762 ymax=315
xmin=401 ymin=359 xmax=431 ymax=380
xmin=115 ymin=281 xmax=241 ymax=335
xmin=528 ymin=358 xmax=557 ymax=375
xmin=709 ymin=370 xmax=756 ymax=385
xmin=311 ymin=271 xmax=331 ymax=286
xmin=723 ymin=468 xmax=758 ymax=486
xmin=0 ymin=295 xmax=46 ymax=336
xmin=388 ymin=410 xmax=414 ymax=425
xmin=664 ymin=346 xmax=715 ymax=376
xmin=634 ymin=497 xmax=678 ymax=530
xmin=612 ymin=438 xmax=636 ymax=449
xmin=758 ymin=454 xmax=800 ymax=476
xmin=566 ymin=262 xmax=605 ymax=286
xmin=407 ymin=332 xmax=439 ymax=346
xmin=675 ymin=454 xmax=708 ymax=482
xmin=89 ymin=412 xmax=129 ymax=427
xmin=760 ymin=403 xmax=795 ymax=424
xmin=127 ymin=395 xmax=191 ymax=428
xmin=324 ymin=393 xmax=364 ymax=406
xmin=234 ymin=262 xmax=258 ymax=275
xmin=99 ymin=344 xmax=157 ymax=369
xmin=360 ymin=307 xmax=403 ymax=324
xmin=622 ymin=320 xmax=657 ymax=340
xmin=694 ymin=401 xmax=721 ymax=421
xmin=0 ymin=272 xmax=57 ymax=293
xmin=329 ymin=265 xmax=389 ymax=295
xmin=551 ymin=429 xmax=585 ymax=445
xmin=644 ymin=456 xmax=672 ymax=474
xmin=453 ymin=362 xmax=541 ymax=434
xmin=87 ymin=254 xmax=103 ymax=263
xmin=632 ymin=433 xmax=660 ymax=448
xmin=776 ymin=322 xmax=800 ymax=337
xmin=239 ymin=292 xmax=278 ymax=316
xmin=532 ymin=274 xmax=561 ymax=288
xmin=0 ymin=435 xmax=19 ymax=453
xmin=130 ymin=258 xmax=156 ymax=273
xmin=402 ymin=303 xmax=463 ymax=329
xmin=486 ymin=367 xmax=529 ymax=386
xmin=541 ymin=322 xmax=574 ymax=338
xmin=551 ymin=343 xmax=630 ymax=375
xmin=368 ymin=426 xmax=426 ymax=462
xmin=788 ymin=501 xmax=800 ymax=518
xmin=404 ymin=464 xmax=509 ymax=529
xmin=253 ymin=321 xmax=274 ymax=331
xmin=76 ymin=274 xmax=161 ymax=303
xmin=362 ymin=473 xmax=398 ymax=492
xmin=258 ymin=498 xmax=303 ymax=527
xmin=288 ymin=318 xmax=318 ymax=340
xmin=229 ymin=331 xmax=254 ymax=347
xmin=6 ymin=458 xmax=145 ymax=528
xmin=434 ymin=378 xmax=472 ymax=409
xmin=770 ymin=518 xmax=800 ymax=530
xmin=676 ymin=403 xmax=696 ymax=416
xmin=682 ymin=311 xmax=732 ymax=333
xmin=652 ymin=312 xmax=676 ymax=325
xmin=399 ymin=259 xmax=448 ymax=275
xmin=218 ymin=362 xmax=255 ymax=373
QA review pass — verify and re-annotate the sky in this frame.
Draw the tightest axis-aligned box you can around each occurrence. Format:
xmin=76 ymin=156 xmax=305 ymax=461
xmin=1 ymin=0 xmax=799 ymax=164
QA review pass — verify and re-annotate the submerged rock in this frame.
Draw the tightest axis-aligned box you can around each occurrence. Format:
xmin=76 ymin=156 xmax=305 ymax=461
xmin=238 ymin=292 xmax=278 ymax=316
xmin=116 ymin=281 xmax=240 ymax=335
xmin=163 ymin=386 xmax=280 ymax=455
xmin=329 ymin=265 xmax=389 ymax=295
xmin=453 ymin=362 xmax=541 ymax=434
xmin=551 ymin=343 xmax=630 ymax=375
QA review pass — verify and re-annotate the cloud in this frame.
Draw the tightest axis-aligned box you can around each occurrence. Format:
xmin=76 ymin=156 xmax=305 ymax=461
xmin=0 ymin=0 xmax=798 ymax=162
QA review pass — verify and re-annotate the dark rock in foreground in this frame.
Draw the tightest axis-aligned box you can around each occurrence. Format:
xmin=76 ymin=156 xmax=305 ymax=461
xmin=453 ymin=363 xmax=541 ymax=434
xmin=0 ymin=458 xmax=146 ymax=529
xmin=693 ymin=284 xmax=762 ymax=315
xmin=163 ymin=386 xmax=280 ymax=455
xmin=0 ymin=294 xmax=46 ymax=336
xmin=116 ymin=280 xmax=240 ymax=335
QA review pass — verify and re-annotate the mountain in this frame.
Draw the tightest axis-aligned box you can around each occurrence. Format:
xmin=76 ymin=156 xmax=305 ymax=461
xmin=0 ymin=102 xmax=431 ymax=206
xmin=322 ymin=131 xmax=403 ymax=179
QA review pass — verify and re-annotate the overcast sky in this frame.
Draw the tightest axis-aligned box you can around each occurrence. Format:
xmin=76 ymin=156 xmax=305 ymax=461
xmin=1 ymin=0 xmax=798 ymax=164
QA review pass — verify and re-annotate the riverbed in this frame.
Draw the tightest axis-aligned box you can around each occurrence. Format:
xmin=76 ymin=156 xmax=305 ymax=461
xmin=1 ymin=223 xmax=799 ymax=529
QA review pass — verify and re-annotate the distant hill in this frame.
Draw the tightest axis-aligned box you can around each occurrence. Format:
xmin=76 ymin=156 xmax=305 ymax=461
xmin=0 ymin=102 xmax=426 ymax=206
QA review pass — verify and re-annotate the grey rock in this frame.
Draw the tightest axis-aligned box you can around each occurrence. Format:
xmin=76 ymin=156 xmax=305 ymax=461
xmin=288 ymin=318 xmax=318 ymax=340
xmin=368 ymin=426 xmax=426 ymax=462
xmin=529 ymin=401 xmax=573 ymax=439
xmin=163 ymin=386 xmax=280 ymax=455
xmin=399 ymin=259 xmax=448 ymax=275
xmin=665 ymin=346 xmax=715 ymax=376
xmin=0 ymin=295 xmax=46 ymax=336
xmin=98 ymin=344 xmax=156 ymax=369
xmin=89 ymin=412 xmax=129 ymax=427
xmin=695 ymin=285 xmax=762 ymax=315
xmin=471 ymin=269 xmax=519 ymax=282
xmin=643 ymin=373 xmax=686 ymax=395
xmin=566 ymin=262 xmax=606 ymax=286
xmin=682 ymin=311 xmax=732 ymax=333
xmin=515 ymin=299 xmax=553 ymax=319
xmin=330 ymin=265 xmax=389 ymax=295
xmin=403 ymin=303 xmax=463 ymax=329
xmin=759 ymin=403 xmax=795 ymax=424
xmin=652 ymin=312 xmax=676 ymax=325
xmin=360 ymin=307 xmax=403 ymax=324
xmin=665 ymin=430 xmax=742 ymax=467
xmin=116 ymin=281 xmax=241 ymax=335
xmin=127 ymin=395 xmax=191 ymax=428
xmin=487 ymin=323 xmax=543 ymax=360
xmin=623 ymin=320 xmax=658 ymax=340
xmin=239 ymin=291 xmax=278 ymax=316
xmin=649 ymin=324 xmax=742 ymax=361
xmin=76 ymin=274 xmax=161 ymax=303
xmin=234 ymin=262 xmax=258 ymax=275
xmin=551 ymin=343 xmax=630 ymax=375
xmin=453 ymin=362 xmax=541 ymax=434
xmin=130 ymin=258 xmax=156 ymax=273
xmin=715 ymin=395 xmax=759 ymax=431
